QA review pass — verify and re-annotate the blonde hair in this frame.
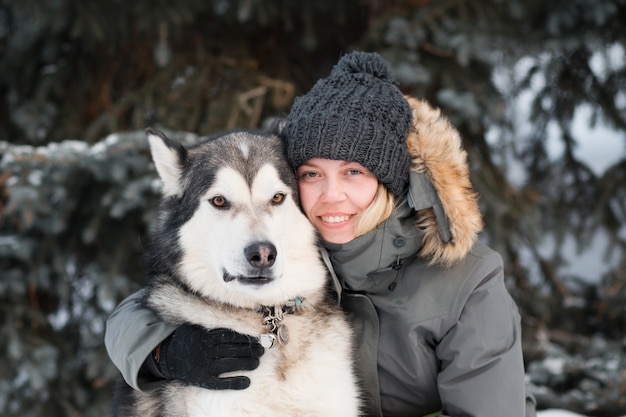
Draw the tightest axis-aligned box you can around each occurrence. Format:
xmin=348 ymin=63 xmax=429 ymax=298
xmin=354 ymin=184 xmax=395 ymax=238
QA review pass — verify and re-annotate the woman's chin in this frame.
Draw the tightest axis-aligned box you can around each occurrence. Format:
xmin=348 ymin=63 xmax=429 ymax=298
xmin=319 ymin=228 xmax=356 ymax=244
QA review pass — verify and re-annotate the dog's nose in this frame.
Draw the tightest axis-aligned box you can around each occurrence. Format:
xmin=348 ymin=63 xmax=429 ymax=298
xmin=245 ymin=242 xmax=277 ymax=268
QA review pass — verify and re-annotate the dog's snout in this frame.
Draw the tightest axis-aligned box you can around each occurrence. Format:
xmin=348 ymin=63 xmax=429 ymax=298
xmin=245 ymin=241 xmax=277 ymax=268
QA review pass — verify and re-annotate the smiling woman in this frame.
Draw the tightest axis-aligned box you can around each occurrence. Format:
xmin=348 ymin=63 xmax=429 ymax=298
xmin=296 ymin=158 xmax=380 ymax=243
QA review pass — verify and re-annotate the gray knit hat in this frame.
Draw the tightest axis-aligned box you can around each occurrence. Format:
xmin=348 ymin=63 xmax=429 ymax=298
xmin=283 ymin=51 xmax=412 ymax=199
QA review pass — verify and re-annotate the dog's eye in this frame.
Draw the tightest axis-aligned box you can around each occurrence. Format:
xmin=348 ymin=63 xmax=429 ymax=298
xmin=271 ymin=193 xmax=286 ymax=205
xmin=210 ymin=195 xmax=229 ymax=208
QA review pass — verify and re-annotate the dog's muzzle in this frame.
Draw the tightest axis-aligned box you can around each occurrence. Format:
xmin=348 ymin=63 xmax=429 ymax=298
xmin=223 ymin=241 xmax=277 ymax=285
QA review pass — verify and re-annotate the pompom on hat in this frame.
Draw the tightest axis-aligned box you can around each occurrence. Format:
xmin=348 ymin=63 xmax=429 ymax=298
xmin=283 ymin=51 xmax=412 ymax=199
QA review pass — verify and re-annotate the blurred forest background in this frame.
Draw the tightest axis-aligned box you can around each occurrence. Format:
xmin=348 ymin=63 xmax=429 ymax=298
xmin=1 ymin=0 xmax=625 ymax=416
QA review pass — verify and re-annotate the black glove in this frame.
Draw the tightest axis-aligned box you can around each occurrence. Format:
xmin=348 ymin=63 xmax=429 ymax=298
xmin=155 ymin=324 xmax=264 ymax=390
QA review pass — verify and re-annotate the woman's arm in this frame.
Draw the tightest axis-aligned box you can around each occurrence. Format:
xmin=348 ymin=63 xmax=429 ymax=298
xmin=436 ymin=261 xmax=535 ymax=417
xmin=104 ymin=289 xmax=266 ymax=391
xmin=105 ymin=289 xmax=177 ymax=391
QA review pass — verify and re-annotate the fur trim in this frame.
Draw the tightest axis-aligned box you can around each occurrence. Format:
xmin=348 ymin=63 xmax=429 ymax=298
xmin=405 ymin=97 xmax=483 ymax=267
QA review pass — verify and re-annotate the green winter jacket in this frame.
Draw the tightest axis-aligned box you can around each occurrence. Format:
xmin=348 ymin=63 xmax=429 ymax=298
xmin=321 ymin=199 xmax=533 ymax=416
xmin=321 ymin=98 xmax=535 ymax=416
xmin=105 ymin=98 xmax=536 ymax=416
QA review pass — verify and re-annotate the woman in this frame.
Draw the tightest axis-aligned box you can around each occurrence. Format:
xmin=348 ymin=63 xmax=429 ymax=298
xmin=105 ymin=51 xmax=536 ymax=416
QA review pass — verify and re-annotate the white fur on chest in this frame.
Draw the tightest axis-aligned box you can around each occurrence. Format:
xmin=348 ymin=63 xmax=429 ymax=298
xmin=146 ymin=287 xmax=361 ymax=417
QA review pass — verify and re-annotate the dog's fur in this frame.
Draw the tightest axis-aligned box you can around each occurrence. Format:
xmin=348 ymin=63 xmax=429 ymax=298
xmin=114 ymin=129 xmax=360 ymax=417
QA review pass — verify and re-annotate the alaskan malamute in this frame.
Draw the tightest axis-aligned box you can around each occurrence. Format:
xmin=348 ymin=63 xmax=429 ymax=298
xmin=114 ymin=128 xmax=361 ymax=416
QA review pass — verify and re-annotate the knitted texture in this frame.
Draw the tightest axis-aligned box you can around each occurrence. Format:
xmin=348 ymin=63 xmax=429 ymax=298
xmin=284 ymin=51 xmax=412 ymax=198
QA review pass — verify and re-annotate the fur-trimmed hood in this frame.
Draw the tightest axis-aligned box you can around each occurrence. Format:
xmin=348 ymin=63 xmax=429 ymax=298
xmin=404 ymin=97 xmax=483 ymax=267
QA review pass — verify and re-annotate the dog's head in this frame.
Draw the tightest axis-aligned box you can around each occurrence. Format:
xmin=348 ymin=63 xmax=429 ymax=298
xmin=146 ymin=128 xmax=327 ymax=309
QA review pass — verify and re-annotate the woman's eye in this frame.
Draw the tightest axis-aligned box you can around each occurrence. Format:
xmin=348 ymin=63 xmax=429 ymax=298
xmin=271 ymin=193 xmax=286 ymax=205
xmin=210 ymin=195 xmax=228 ymax=208
xmin=346 ymin=169 xmax=362 ymax=175
xmin=300 ymin=171 xmax=318 ymax=179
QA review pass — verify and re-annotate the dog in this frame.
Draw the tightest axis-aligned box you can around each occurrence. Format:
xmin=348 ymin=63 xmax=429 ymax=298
xmin=114 ymin=128 xmax=361 ymax=417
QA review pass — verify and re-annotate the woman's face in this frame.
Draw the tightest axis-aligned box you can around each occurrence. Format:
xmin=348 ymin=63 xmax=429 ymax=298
xmin=296 ymin=158 xmax=379 ymax=244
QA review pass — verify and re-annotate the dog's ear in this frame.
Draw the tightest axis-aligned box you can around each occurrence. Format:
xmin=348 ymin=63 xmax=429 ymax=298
xmin=146 ymin=128 xmax=187 ymax=197
xmin=270 ymin=117 xmax=286 ymax=135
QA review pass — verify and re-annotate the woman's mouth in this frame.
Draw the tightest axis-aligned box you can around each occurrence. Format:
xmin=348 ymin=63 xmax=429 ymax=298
xmin=321 ymin=215 xmax=351 ymax=224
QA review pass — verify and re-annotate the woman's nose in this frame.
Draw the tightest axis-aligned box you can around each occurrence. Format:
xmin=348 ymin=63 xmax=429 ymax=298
xmin=320 ymin=178 xmax=346 ymax=203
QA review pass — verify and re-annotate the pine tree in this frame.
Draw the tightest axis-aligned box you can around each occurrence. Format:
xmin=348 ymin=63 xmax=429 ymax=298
xmin=1 ymin=0 xmax=624 ymax=415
